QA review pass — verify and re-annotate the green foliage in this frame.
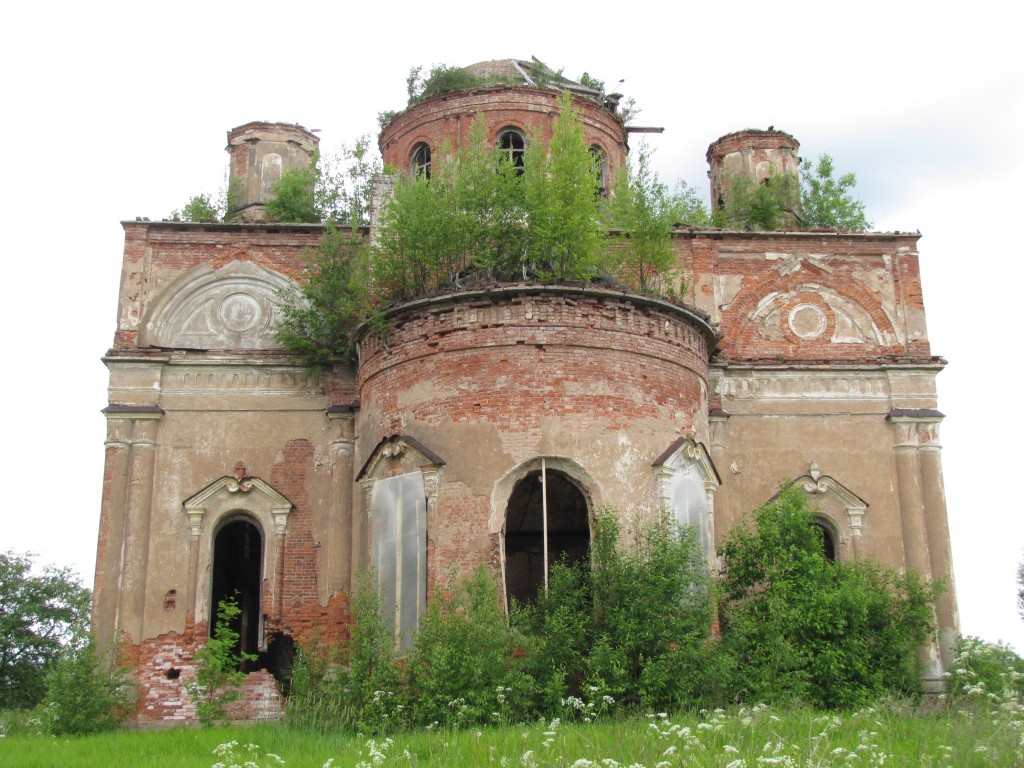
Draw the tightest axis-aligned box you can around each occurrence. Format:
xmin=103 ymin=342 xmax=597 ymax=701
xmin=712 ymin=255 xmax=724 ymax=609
xmin=586 ymin=509 xmax=717 ymax=710
xmin=1018 ymin=555 xmax=1024 ymax=621
xmin=40 ymin=640 xmax=128 ymax=736
xmin=512 ymin=508 xmax=717 ymax=715
xmin=185 ymin=596 xmax=256 ymax=726
xmin=373 ymin=99 xmax=605 ymax=298
xmin=170 ymin=193 xmax=220 ymax=222
xmin=715 ymin=171 xmax=800 ymax=231
xmin=407 ymin=65 xmax=484 ymax=106
xmin=945 ymin=636 xmax=1024 ymax=706
xmin=800 ymin=153 xmax=871 ymax=230
xmin=275 ymin=227 xmax=371 ymax=368
xmin=265 ymin=160 xmax=319 ymax=224
xmin=0 ymin=552 xmax=91 ymax=709
xmin=717 ymin=485 xmax=936 ymax=708
xmin=404 ymin=566 xmax=514 ymax=727
xmin=265 ymin=140 xmax=381 ymax=225
xmin=287 ymin=573 xmax=401 ymax=733
xmin=523 ymin=91 xmax=606 ymax=281
xmin=607 ymin=143 xmax=709 ymax=293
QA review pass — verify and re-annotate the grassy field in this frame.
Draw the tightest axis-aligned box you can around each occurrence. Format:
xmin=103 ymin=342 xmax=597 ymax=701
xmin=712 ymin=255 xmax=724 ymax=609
xmin=2 ymin=699 xmax=1020 ymax=768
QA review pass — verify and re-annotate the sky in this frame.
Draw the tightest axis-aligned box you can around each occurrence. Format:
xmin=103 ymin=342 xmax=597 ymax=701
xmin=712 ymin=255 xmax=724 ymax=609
xmin=3 ymin=1 xmax=1022 ymax=650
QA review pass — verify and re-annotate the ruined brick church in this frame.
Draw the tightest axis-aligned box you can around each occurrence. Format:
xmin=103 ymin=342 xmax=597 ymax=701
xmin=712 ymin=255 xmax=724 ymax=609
xmin=93 ymin=59 xmax=958 ymax=723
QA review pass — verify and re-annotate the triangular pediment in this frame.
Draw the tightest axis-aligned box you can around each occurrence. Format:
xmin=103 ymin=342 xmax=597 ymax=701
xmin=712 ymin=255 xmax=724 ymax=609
xmin=182 ymin=472 xmax=293 ymax=537
xmin=357 ymin=434 xmax=446 ymax=482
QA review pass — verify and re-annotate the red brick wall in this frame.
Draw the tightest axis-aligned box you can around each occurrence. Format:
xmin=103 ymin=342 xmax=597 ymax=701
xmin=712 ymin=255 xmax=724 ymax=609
xmin=379 ymin=86 xmax=627 ymax=181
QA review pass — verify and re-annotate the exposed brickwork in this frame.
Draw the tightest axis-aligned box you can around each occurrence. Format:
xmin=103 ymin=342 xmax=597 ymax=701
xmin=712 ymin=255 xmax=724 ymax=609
xmin=96 ymin=112 xmax=955 ymax=724
xmin=379 ymin=86 xmax=627 ymax=182
xmin=130 ymin=627 xmax=284 ymax=725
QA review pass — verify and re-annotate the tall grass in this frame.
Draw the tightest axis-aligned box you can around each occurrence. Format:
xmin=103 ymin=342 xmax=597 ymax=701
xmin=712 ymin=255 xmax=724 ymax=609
xmin=2 ymin=698 xmax=1021 ymax=768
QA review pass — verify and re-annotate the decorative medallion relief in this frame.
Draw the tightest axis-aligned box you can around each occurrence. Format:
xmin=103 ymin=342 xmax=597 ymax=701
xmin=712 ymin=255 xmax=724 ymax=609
xmin=749 ymin=284 xmax=887 ymax=346
xmin=140 ymin=261 xmax=296 ymax=351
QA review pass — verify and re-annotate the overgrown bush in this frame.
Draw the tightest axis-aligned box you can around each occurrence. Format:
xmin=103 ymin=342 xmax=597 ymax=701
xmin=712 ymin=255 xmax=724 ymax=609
xmin=40 ymin=640 xmax=127 ymax=736
xmin=714 ymin=171 xmax=800 ymax=231
xmin=275 ymin=226 xmax=371 ymax=368
xmin=945 ymin=636 xmax=1024 ymax=706
xmin=404 ymin=567 xmax=515 ymax=728
xmin=288 ymin=574 xmax=401 ymax=733
xmin=289 ymin=510 xmax=717 ymax=732
xmin=185 ymin=596 xmax=256 ymax=726
xmin=717 ymin=484 xmax=936 ymax=708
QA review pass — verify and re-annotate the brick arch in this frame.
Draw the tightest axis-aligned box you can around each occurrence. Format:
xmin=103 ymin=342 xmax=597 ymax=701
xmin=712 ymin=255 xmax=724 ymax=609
xmin=720 ymin=267 xmax=901 ymax=359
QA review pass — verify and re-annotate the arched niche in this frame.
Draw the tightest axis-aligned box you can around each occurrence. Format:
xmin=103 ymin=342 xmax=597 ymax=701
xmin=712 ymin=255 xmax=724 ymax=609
xmin=652 ymin=438 xmax=721 ymax=564
xmin=491 ymin=457 xmax=600 ymax=608
xmin=140 ymin=260 xmax=295 ymax=350
xmin=504 ymin=467 xmax=590 ymax=607
xmin=182 ymin=467 xmax=293 ymax=630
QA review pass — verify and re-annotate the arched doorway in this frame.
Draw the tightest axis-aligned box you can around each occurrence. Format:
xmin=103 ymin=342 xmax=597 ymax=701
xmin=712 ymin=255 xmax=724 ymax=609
xmin=210 ymin=517 xmax=263 ymax=669
xmin=504 ymin=467 xmax=589 ymax=607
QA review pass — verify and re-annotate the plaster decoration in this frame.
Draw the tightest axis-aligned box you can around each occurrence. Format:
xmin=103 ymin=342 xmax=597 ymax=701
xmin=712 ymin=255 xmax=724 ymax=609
xmin=182 ymin=470 xmax=293 ymax=538
xmin=139 ymin=260 xmax=296 ymax=350
xmin=794 ymin=462 xmax=868 ymax=540
xmin=715 ymin=370 xmax=890 ymax=401
xmin=748 ymin=284 xmax=882 ymax=345
xmin=181 ymin=468 xmax=293 ymax=627
xmin=490 ymin=456 xmax=600 ymax=536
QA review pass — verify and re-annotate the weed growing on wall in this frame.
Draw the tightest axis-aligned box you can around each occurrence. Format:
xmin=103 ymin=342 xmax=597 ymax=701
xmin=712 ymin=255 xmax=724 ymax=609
xmin=186 ymin=596 xmax=256 ymax=726
xmin=607 ymin=143 xmax=709 ymax=293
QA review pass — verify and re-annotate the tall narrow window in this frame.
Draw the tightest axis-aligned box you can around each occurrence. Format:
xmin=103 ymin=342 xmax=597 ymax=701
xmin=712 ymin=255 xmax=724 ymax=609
xmin=210 ymin=518 xmax=263 ymax=669
xmin=504 ymin=467 xmax=589 ymax=607
xmin=410 ymin=142 xmax=431 ymax=179
xmin=497 ymin=129 xmax=526 ymax=174
xmin=589 ymin=144 xmax=608 ymax=198
xmin=370 ymin=471 xmax=427 ymax=650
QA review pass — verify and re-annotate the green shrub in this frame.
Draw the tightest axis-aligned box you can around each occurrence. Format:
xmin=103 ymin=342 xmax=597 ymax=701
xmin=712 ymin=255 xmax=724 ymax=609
xmin=404 ymin=566 xmax=515 ymax=728
xmin=945 ymin=636 xmax=1024 ymax=706
xmin=607 ymin=143 xmax=709 ymax=293
xmin=170 ymin=193 xmax=220 ymax=222
xmin=717 ymin=484 xmax=936 ymax=708
xmin=287 ymin=575 xmax=401 ymax=734
xmin=185 ymin=596 xmax=256 ymax=726
xmin=275 ymin=226 xmax=371 ymax=367
xmin=40 ymin=640 xmax=127 ymax=736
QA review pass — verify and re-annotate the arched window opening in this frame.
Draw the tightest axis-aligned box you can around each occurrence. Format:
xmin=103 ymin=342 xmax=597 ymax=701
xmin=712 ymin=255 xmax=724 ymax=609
xmin=497 ymin=129 xmax=526 ymax=174
xmin=589 ymin=144 xmax=608 ymax=198
xmin=504 ymin=466 xmax=589 ymax=607
xmin=410 ymin=142 xmax=431 ymax=179
xmin=815 ymin=520 xmax=838 ymax=562
xmin=210 ymin=518 xmax=263 ymax=671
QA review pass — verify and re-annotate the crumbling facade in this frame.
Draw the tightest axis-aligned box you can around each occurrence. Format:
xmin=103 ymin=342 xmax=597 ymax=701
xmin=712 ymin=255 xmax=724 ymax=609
xmin=94 ymin=60 xmax=957 ymax=724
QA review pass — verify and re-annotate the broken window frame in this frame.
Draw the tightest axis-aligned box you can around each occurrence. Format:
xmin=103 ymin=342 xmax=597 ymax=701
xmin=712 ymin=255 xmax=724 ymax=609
xmin=496 ymin=128 xmax=526 ymax=172
xmin=410 ymin=142 xmax=431 ymax=179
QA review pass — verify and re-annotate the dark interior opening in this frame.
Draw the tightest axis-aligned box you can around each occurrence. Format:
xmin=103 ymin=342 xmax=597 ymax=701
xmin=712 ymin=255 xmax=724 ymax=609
xmin=815 ymin=521 xmax=837 ymax=562
xmin=504 ymin=468 xmax=589 ymax=607
xmin=210 ymin=518 xmax=263 ymax=671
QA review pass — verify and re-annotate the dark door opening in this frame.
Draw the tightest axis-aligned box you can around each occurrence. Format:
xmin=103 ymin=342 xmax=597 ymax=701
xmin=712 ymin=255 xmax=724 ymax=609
xmin=504 ymin=468 xmax=589 ymax=607
xmin=210 ymin=518 xmax=263 ymax=671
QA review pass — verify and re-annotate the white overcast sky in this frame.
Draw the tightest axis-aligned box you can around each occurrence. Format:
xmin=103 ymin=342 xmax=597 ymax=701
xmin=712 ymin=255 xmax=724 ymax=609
xmin=3 ymin=1 xmax=1022 ymax=650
